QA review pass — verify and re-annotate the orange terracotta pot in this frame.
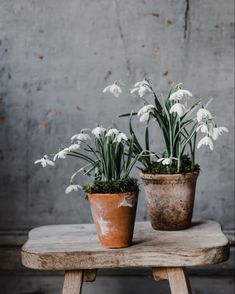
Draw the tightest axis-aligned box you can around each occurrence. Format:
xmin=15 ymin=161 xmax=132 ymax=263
xmin=87 ymin=191 xmax=138 ymax=248
xmin=140 ymin=171 xmax=199 ymax=231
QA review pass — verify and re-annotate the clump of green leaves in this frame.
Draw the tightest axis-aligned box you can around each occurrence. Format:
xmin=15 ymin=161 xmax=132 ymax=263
xmin=83 ymin=177 xmax=139 ymax=194
xmin=120 ymin=81 xmax=203 ymax=174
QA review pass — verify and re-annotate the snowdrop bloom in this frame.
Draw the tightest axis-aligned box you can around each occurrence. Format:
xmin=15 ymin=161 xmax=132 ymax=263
xmin=53 ymin=148 xmax=69 ymax=161
xmin=68 ymin=143 xmax=81 ymax=152
xmin=169 ymin=103 xmax=186 ymax=117
xmin=137 ymin=104 xmax=155 ymax=122
xmin=91 ymin=126 xmax=106 ymax=138
xmin=65 ymin=184 xmax=83 ymax=194
xmin=197 ymin=108 xmax=212 ymax=122
xmin=103 ymin=82 xmax=122 ymax=97
xmin=157 ymin=157 xmax=177 ymax=165
xmin=34 ymin=155 xmax=55 ymax=167
xmin=197 ymin=136 xmax=214 ymax=151
xmin=114 ymin=132 xmax=128 ymax=143
xmin=106 ymin=128 xmax=119 ymax=137
xmin=169 ymin=89 xmax=192 ymax=101
xmin=71 ymin=133 xmax=90 ymax=142
xmin=130 ymin=80 xmax=152 ymax=97
xmin=196 ymin=122 xmax=212 ymax=135
xmin=211 ymin=126 xmax=229 ymax=140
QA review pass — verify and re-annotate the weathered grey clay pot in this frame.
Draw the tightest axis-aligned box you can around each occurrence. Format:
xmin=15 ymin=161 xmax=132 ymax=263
xmin=140 ymin=171 xmax=199 ymax=231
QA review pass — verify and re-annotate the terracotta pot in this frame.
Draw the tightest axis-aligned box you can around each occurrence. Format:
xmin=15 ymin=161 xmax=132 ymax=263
xmin=140 ymin=171 xmax=199 ymax=230
xmin=87 ymin=191 xmax=138 ymax=248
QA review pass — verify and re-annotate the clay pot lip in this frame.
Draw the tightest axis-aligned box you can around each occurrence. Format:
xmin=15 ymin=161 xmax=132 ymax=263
xmin=140 ymin=170 xmax=200 ymax=180
xmin=87 ymin=191 xmax=139 ymax=198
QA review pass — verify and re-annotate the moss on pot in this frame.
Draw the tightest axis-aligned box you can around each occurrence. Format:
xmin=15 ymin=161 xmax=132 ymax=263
xmin=83 ymin=177 xmax=139 ymax=194
xmin=143 ymin=155 xmax=200 ymax=175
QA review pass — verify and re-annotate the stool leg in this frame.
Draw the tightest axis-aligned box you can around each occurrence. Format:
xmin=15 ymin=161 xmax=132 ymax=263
xmin=152 ymin=267 xmax=192 ymax=294
xmin=62 ymin=270 xmax=83 ymax=294
xmin=167 ymin=267 xmax=192 ymax=294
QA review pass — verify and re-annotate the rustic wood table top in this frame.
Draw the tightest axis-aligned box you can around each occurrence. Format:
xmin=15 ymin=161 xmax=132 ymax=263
xmin=21 ymin=220 xmax=229 ymax=271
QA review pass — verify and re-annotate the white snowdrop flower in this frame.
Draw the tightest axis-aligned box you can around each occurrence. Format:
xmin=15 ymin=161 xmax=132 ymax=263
xmin=114 ymin=132 xmax=128 ymax=143
xmin=106 ymin=128 xmax=120 ymax=137
xmin=196 ymin=122 xmax=211 ymax=135
xmin=169 ymin=89 xmax=192 ymax=101
xmin=68 ymin=143 xmax=81 ymax=152
xmin=169 ymin=103 xmax=186 ymax=117
xmin=103 ymin=82 xmax=122 ymax=97
xmin=139 ymin=112 xmax=151 ymax=122
xmin=211 ymin=126 xmax=229 ymax=140
xmin=91 ymin=126 xmax=106 ymax=138
xmin=134 ymin=80 xmax=151 ymax=88
xmin=197 ymin=108 xmax=212 ymax=122
xmin=157 ymin=157 xmax=177 ymax=165
xmin=137 ymin=104 xmax=155 ymax=122
xmin=34 ymin=155 xmax=55 ymax=167
xmin=197 ymin=136 xmax=214 ymax=151
xmin=130 ymin=80 xmax=152 ymax=97
xmin=71 ymin=133 xmax=90 ymax=142
xmin=137 ymin=104 xmax=155 ymax=116
xmin=65 ymin=184 xmax=83 ymax=194
xmin=53 ymin=148 xmax=69 ymax=161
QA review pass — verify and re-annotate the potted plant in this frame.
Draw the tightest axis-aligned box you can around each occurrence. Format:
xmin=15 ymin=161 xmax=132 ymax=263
xmin=104 ymin=80 xmax=228 ymax=231
xmin=34 ymin=125 xmax=140 ymax=248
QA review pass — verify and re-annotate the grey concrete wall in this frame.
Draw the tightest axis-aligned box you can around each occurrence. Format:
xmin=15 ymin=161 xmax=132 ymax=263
xmin=0 ymin=0 xmax=234 ymax=293
xmin=0 ymin=0 xmax=234 ymax=230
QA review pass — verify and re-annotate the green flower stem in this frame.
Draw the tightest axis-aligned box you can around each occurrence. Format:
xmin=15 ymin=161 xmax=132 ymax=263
xmin=177 ymin=117 xmax=181 ymax=172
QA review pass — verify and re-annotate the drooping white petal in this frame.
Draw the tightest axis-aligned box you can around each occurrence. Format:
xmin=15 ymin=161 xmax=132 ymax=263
xmin=91 ymin=126 xmax=106 ymax=138
xmin=130 ymin=80 xmax=151 ymax=97
xmin=169 ymin=103 xmax=186 ymax=117
xmin=34 ymin=155 xmax=55 ymax=167
xmin=162 ymin=158 xmax=172 ymax=165
xmin=71 ymin=133 xmax=91 ymax=142
xmin=169 ymin=89 xmax=193 ymax=101
xmin=106 ymin=128 xmax=120 ymax=137
xmin=134 ymin=80 xmax=150 ymax=87
xmin=197 ymin=136 xmax=214 ymax=151
xmin=110 ymin=84 xmax=122 ymax=97
xmin=137 ymin=104 xmax=155 ymax=116
xmin=45 ymin=158 xmax=55 ymax=166
xmin=212 ymin=126 xmax=229 ymax=140
xmin=115 ymin=132 xmax=128 ymax=142
xmin=68 ymin=143 xmax=81 ymax=152
xmin=196 ymin=123 xmax=209 ymax=134
xmin=130 ymin=87 xmax=139 ymax=95
xmin=65 ymin=184 xmax=83 ymax=194
xmin=102 ymin=85 xmax=111 ymax=93
xmin=139 ymin=112 xmax=150 ymax=122
xmin=53 ymin=148 xmax=69 ymax=161
xmin=197 ymin=108 xmax=212 ymax=122
xmin=138 ymin=85 xmax=149 ymax=97
xmin=157 ymin=157 xmax=177 ymax=165
xmin=103 ymin=83 xmax=122 ymax=97
xmin=157 ymin=158 xmax=164 ymax=162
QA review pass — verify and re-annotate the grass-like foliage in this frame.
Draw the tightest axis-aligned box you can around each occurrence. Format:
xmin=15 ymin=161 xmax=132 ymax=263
xmin=119 ymin=80 xmax=228 ymax=174
xmin=35 ymin=126 xmax=141 ymax=194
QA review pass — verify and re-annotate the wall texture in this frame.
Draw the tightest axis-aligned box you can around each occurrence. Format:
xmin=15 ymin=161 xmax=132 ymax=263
xmin=0 ymin=0 xmax=234 ymax=293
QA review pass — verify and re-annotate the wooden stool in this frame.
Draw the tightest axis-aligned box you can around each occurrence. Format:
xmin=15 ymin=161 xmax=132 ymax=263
xmin=21 ymin=220 xmax=229 ymax=294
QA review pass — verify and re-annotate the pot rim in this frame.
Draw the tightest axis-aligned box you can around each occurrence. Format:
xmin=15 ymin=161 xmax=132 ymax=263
xmin=140 ymin=170 xmax=200 ymax=180
xmin=87 ymin=191 xmax=139 ymax=197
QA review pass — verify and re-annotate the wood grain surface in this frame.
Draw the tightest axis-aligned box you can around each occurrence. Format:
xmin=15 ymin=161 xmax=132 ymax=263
xmin=21 ymin=220 xmax=229 ymax=270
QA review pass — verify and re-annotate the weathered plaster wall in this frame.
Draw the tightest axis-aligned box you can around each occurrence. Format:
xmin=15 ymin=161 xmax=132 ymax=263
xmin=0 ymin=0 xmax=234 ymax=293
xmin=1 ymin=0 xmax=234 ymax=231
